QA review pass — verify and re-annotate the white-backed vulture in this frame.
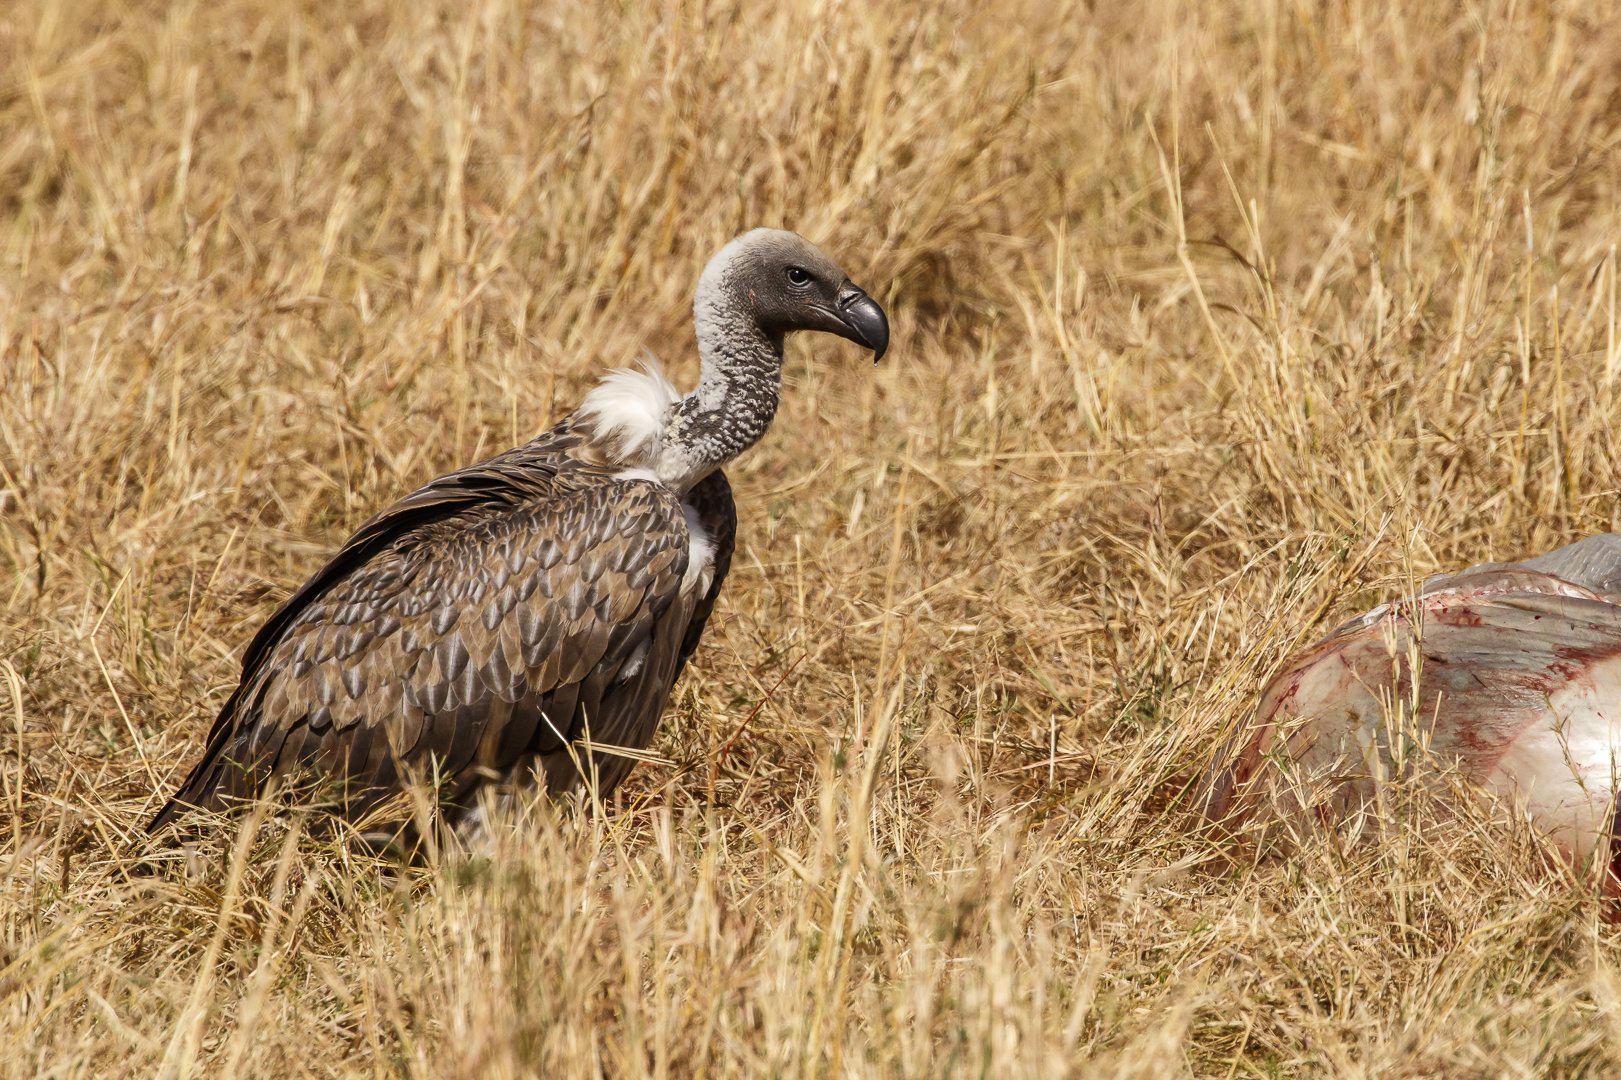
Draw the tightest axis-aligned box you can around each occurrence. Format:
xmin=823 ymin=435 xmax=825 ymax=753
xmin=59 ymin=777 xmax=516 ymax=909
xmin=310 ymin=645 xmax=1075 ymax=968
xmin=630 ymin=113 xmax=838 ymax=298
xmin=149 ymin=229 xmax=888 ymax=840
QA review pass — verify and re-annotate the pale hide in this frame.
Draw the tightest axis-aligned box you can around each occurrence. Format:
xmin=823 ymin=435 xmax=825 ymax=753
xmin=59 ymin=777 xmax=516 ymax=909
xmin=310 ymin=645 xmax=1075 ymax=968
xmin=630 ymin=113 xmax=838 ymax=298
xmin=1200 ymin=534 xmax=1621 ymax=881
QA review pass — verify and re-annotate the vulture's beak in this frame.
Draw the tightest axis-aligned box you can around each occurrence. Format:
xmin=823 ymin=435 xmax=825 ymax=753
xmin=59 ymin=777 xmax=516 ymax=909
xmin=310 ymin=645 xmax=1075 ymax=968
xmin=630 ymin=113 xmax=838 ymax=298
xmin=834 ymin=283 xmax=889 ymax=364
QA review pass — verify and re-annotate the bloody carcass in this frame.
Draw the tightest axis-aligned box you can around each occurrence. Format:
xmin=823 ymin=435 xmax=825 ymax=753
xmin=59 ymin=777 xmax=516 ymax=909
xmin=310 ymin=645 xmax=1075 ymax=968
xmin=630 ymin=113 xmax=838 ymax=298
xmin=1200 ymin=534 xmax=1621 ymax=881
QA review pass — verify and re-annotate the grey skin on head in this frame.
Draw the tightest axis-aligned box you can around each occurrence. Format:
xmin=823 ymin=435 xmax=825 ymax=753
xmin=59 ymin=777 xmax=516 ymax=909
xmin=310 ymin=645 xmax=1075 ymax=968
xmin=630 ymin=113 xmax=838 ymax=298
xmin=149 ymin=229 xmax=888 ymax=843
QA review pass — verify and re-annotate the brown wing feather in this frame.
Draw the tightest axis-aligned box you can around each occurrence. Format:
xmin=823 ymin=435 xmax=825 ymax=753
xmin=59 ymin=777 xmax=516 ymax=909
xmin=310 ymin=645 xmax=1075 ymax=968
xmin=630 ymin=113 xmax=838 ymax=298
xmin=531 ymin=468 xmax=736 ymax=798
xmin=148 ymin=424 xmax=701 ymax=833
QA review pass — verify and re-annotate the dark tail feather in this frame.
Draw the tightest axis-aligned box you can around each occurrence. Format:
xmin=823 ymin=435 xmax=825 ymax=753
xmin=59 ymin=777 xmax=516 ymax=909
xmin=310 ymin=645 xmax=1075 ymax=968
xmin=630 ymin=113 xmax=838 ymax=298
xmin=146 ymin=792 xmax=196 ymax=835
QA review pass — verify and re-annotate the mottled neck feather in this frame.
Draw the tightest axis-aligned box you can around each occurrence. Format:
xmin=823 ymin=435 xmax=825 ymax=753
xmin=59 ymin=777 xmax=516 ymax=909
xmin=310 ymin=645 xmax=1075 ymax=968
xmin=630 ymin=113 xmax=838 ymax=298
xmin=573 ymin=249 xmax=784 ymax=496
xmin=670 ymin=313 xmax=783 ymax=475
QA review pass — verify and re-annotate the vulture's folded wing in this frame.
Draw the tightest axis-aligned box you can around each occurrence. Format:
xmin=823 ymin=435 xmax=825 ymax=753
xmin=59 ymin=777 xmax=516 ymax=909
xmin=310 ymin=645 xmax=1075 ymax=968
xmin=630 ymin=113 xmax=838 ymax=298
xmin=149 ymin=432 xmax=701 ymax=832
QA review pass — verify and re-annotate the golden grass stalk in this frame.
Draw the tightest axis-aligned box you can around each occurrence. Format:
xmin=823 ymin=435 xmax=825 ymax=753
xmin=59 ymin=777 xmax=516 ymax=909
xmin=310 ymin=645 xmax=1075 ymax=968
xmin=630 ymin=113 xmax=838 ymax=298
xmin=5 ymin=0 xmax=1621 ymax=1075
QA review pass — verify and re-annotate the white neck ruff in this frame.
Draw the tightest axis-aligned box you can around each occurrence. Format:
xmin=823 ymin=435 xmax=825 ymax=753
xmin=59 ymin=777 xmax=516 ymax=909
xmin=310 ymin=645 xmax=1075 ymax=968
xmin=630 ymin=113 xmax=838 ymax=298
xmin=575 ymin=358 xmax=707 ymax=493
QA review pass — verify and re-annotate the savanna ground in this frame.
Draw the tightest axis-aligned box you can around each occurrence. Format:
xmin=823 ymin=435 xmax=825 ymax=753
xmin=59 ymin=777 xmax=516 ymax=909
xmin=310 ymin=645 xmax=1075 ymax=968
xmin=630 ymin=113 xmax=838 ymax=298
xmin=3 ymin=0 xmax=1621 ymax=1076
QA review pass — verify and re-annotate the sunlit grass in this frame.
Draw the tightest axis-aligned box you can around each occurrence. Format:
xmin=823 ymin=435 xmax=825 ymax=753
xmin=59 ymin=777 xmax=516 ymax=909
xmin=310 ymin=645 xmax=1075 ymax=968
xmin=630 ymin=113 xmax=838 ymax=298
xmin=4 ymin=0 xmax=1621 ymax=1075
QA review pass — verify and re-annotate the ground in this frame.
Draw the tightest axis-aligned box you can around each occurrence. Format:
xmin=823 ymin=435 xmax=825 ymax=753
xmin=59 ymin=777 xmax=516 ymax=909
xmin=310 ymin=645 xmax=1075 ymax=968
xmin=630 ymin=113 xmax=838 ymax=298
xmin=3 ymin=1 xmax=1621 ymax=1076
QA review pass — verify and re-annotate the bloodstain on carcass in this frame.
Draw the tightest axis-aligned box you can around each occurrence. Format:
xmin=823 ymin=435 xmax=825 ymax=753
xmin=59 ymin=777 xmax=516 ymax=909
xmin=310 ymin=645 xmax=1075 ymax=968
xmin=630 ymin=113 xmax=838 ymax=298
xmin=1199 ymin=535 xmax=1621 ymax=890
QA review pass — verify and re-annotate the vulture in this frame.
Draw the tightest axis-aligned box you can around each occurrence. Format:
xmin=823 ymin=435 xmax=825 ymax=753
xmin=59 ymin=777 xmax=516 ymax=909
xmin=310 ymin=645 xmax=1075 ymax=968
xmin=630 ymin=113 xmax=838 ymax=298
xmin=149 ymin=229 xmax=888 ymax=840
xmin=1200 ymin=534 xmax=1621 ymax=887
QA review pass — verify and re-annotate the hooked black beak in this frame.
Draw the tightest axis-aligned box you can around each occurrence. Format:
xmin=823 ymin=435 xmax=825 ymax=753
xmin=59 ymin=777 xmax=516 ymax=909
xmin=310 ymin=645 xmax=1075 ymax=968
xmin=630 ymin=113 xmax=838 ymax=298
xmin=834 ymin=283 xmax=889 ymax=364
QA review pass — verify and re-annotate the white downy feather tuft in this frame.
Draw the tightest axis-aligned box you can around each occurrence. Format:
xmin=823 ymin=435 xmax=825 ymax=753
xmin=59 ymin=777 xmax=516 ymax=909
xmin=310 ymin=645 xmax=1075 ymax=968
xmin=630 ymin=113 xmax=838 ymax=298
xmin=576 ymin=356 xmax=682 ymax=465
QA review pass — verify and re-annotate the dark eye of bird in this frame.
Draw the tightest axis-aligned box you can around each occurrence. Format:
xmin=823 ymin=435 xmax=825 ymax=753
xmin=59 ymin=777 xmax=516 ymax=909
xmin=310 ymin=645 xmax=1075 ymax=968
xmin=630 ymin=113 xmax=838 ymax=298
xmin=785 ymin=266 xmax=812 ymax=287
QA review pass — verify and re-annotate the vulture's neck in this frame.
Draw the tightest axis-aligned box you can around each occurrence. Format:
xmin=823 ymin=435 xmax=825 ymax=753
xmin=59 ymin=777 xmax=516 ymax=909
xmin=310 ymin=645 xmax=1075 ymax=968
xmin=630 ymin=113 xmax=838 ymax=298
xmin=576 ymin=294 xmax=782 ymax=497
xmin=669 ymin=293 xmax=783 ymax=483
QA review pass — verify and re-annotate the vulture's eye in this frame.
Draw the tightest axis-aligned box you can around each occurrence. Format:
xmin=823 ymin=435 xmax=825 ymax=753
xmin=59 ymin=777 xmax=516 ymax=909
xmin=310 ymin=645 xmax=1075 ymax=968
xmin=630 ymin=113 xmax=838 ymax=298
xmin=785 ymin=266 xmax=813 ymax=287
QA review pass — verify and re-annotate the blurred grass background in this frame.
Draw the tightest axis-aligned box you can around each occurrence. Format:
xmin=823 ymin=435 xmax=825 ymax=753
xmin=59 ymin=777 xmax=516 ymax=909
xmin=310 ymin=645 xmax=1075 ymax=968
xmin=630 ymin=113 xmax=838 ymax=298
xmin=3 ymin=0 xmax=1621 ymax=1075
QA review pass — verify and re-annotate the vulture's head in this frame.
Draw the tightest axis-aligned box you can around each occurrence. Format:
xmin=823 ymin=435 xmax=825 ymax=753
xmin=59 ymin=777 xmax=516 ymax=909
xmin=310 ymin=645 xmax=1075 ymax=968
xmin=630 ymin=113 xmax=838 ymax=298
xmin=695 ymin=228 xmax=889 ymax=363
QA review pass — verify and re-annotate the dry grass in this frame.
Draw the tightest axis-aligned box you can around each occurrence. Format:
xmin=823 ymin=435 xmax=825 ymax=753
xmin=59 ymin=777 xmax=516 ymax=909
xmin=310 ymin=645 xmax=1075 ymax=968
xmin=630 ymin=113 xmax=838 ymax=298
xmin=4 ymin=0 xmax=1621 ymax=1075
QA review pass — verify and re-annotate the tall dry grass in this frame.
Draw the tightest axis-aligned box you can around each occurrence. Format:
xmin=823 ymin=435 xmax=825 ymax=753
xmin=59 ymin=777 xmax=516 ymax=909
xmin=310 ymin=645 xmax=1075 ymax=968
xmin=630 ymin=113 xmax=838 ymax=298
xmin=3 ymin=0 xmax=1621 ymax=1075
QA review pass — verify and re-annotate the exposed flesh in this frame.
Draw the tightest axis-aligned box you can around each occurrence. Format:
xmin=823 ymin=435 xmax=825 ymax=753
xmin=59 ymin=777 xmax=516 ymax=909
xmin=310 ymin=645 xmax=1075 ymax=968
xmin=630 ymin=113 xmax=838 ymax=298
xmin=1202 ymin=534 xmax=1621 ymax=875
